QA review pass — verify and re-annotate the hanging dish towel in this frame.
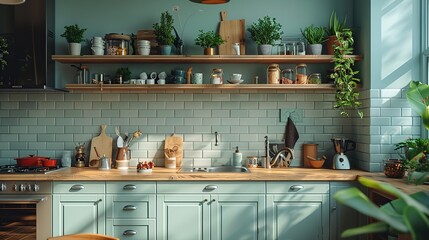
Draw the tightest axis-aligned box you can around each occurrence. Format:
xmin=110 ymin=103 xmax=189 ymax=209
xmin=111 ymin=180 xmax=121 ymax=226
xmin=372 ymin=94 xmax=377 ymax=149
xmin=284 ymin=117 xmax=299 ymax=149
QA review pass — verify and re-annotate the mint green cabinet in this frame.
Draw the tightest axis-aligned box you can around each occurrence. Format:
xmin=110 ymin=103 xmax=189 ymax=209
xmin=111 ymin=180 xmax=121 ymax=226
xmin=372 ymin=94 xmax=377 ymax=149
xmin=106 ymin=182 xmax=156 ymax=240
xmin=266 ymin=182 xmax=329 ymax=240
xmin=52 ymin=182 xmax=106 ymax=236
xmin=157 ymin=182 xmax=265 ymax=240
xmin=330 ymin=182 xmax=364 ymax=240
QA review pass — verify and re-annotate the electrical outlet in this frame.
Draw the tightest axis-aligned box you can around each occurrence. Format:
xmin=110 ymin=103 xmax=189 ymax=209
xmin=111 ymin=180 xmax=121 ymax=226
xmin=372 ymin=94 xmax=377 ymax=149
xmin=172 ymin=5 xmax=180 ymax=12
xmin=280 ymin=108 xmax=303 ymax=123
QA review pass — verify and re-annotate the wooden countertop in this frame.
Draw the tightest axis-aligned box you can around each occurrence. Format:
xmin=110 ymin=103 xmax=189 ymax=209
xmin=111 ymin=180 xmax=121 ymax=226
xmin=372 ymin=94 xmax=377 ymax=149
xmin=1 ymin=167 xmax=427 ymax=194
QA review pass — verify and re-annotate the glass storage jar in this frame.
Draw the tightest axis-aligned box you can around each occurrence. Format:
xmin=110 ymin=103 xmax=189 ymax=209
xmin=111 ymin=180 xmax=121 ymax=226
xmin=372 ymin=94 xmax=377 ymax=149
xmin=210 ymin=68 xmax=224 ymax=84
xmin=281 ymin=68 xmax=294 ymax=84
xmin=295 ymin=64 xmax=308 ymax=84
xmin=267 ymin=64 xmax=281 ymax=84
xmin=105 ymin=33 xmax=131 ymax=55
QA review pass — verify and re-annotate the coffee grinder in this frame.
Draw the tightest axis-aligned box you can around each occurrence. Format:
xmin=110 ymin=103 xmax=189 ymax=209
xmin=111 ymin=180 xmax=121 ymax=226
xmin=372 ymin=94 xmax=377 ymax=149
xmin=331 ymin=137 xmax=356 ymax=170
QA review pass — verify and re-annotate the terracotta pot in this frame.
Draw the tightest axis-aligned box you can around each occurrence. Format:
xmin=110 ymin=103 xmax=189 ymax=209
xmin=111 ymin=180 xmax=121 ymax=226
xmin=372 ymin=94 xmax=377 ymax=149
xmin=326 ymin=35 xmax=339 ymax=55
xmin=15 ymin=155 xmax=48 ymax=167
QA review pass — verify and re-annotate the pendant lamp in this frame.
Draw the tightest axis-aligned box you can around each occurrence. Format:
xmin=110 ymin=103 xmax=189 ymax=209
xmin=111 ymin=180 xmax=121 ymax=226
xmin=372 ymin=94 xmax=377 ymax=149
xmin=190 ymin=0 xmax=230 ymax=4
xmin=0 ymin=0 xmax=25 ymax=5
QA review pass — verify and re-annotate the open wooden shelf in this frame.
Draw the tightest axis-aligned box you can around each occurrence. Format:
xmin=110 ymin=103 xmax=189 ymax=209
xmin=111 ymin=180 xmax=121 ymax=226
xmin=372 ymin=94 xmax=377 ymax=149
xmin=65 ymin=83 xmax=337 ymax=92
xmin=53 ymin=54 xmax=362 ymax=64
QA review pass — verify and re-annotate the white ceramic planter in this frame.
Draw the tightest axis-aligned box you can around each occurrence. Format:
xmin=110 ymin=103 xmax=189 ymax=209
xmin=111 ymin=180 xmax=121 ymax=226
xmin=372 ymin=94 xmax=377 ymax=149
xmin=307 ymin=44 xmax=323 ymax=55
xmin=258 ymin=44 xmax=273 ymax=55
xmin=69 ymin=42 xmax=81 ymax=55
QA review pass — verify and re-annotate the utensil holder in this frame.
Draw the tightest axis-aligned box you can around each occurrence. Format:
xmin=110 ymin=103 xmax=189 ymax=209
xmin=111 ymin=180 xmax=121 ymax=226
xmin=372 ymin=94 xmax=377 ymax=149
xmin=303 ymin=144 xmax=318 ymax=168
xmin=165 ymin=157 xmax=176 ymax=169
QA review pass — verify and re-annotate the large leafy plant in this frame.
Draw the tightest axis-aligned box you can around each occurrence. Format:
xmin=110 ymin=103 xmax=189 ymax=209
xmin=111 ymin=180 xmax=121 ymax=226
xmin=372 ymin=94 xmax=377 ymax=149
xmin=406 ymin=81 xmax=429 ymax=130
xmin=326 ymin=10 xmax=347 ymax=36
xmin=330 ymin=28 xmax=363 ymax=118
xmin=247 ymin=16 xmax=283 ymax=45
xmin=194 ymin=30 xmax=225 ymax=48
xmin=334 ymin=177 xmax=429 ymax=240
xmin=153 ymin=11 xmax=175 ymax=46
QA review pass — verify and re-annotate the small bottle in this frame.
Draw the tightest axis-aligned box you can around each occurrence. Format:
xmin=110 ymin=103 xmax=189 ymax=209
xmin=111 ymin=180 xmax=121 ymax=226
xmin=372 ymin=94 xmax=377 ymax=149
xmin=233 ymin=146 xmax=243 ymax=166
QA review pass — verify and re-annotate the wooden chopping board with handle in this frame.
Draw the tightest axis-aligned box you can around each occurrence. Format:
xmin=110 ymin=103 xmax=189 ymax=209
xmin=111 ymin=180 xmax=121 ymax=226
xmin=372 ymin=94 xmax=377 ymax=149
xmin=165 ymin=134 xmax=183 ymax=167
xmin=218 ymin=11 xmax=245 ymax=55
xmin=89 ymin=125 xmax=113 ymax=167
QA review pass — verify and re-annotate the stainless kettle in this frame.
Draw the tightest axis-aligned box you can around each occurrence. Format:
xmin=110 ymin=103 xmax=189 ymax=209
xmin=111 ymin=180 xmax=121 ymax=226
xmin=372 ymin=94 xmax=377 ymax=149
xmin=98 ymin=155 xmax=111 ymax=170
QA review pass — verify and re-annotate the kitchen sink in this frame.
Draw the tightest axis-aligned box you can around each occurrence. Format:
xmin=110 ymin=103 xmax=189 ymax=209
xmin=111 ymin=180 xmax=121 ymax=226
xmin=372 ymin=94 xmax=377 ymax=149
xmin=179 ymin=166 xmax=250 ymax=173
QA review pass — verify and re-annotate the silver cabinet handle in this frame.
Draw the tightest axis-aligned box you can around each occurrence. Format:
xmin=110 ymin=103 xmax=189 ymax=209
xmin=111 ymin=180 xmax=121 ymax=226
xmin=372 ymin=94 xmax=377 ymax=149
xmin=204 ymin=185 xmax=218 ymax=191
xmin=123 ymin=205 xmax=137 ymax=211
xmin=123 ymin=230 xmax=137 ymax=236
xmin=70 ymin=184 xmax=84 ymax=191
xmin=289 ymin=185 xmax=304 ymax=192
xmin=123 ymin=184 xmax=137 ymax=190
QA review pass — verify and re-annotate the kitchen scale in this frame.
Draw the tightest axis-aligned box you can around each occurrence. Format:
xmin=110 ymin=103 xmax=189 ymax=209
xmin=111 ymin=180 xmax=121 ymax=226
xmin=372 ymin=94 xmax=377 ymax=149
xmin=332 ymin=138 xmax=356 ymax=170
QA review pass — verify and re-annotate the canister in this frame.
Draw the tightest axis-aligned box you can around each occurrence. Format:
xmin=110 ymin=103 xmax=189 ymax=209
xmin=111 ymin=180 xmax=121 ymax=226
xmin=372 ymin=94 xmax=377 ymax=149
xmin=267 ymin=64 xmax=281 ymax=84
xmin=295 ymin=64 xmax=308 ymax=84
xmin=105 ymin=33 xmax=131 ymax=55
xmin=210 ymin=68 xmax=224 ymax=84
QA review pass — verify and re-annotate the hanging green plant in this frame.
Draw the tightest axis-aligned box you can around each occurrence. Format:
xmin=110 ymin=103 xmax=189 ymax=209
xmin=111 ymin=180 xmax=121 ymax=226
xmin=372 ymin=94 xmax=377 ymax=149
xmin=0 ymin=36 xmax=8 ymax=70
xmin=330 ymin=28 xmax=363 ymax=118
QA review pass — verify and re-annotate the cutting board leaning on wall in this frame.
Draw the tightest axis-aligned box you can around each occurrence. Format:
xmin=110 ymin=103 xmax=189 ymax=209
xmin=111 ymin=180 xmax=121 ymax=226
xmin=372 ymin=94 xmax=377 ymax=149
xmin=89 ymin=125 xmax=113 ymax=167
xmin=218 ymin=11 xmax=246 ymax=55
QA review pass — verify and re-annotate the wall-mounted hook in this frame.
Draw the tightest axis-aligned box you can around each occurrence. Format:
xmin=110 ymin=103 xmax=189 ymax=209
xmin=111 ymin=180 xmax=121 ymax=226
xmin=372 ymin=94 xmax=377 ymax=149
xmin=215 ymin=132 xmax=219 ymax=146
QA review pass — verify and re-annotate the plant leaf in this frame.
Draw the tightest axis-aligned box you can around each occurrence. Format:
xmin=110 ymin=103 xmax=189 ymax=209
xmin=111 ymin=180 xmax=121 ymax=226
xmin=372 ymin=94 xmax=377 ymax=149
xmin=406 ymin=81 xmax=429 ymax=117
xmin=403 ymin=205 xmax=429 ymax=240
xmin=341 ymin=222 xmax=389 ymax=238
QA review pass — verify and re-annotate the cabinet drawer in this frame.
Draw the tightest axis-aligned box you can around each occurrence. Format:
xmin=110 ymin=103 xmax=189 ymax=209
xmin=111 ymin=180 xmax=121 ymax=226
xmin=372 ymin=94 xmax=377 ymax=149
xmin=106 ymin=195 xmax=156 ymax=219
xmin=106 ymin=181 xmax=156 ymax=194
xmin=107 ymin=219 xmax=156 ymax=240
xmin=267 ymin=182 xmax=329 ymax=194
xmin=53 ymin=182 xmax=105 ymax=194
xmin=157 ymin=182 xmax=265 ymax=194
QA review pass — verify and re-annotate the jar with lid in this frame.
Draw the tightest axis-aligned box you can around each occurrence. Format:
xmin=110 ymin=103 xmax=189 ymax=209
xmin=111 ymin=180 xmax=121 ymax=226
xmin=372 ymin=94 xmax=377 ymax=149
xmin=105 ymin=33 xmax=131 ymax=55
xmin=210 ymin=68 xmax=224 ymax=84
xmin=267 ymin=64 xmax=281 ymax=84
xmin=295 ymin=64 xmax=308 ymax=84
xmin=296 ymin=41 xmax=306 ymax=55
xmin=72 ymin=65 xmax=90 ymax=84
xmin=281 ymin=68 xmax=294 ymax=84
xmin=285 ymin=42 xmax=296 ymax=55
xmin=308 ymin=73 xmax=322 ymax=84
xmin=75 ymin=143 xmax=85 ymax=167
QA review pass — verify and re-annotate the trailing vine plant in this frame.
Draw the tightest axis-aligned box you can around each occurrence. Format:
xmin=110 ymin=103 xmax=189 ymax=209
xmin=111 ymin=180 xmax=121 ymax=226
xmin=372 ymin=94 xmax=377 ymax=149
xmin=330 ymin=28 xmax=363 ymax=118
xmin=0 ymin=36 xmax=8 ymax=70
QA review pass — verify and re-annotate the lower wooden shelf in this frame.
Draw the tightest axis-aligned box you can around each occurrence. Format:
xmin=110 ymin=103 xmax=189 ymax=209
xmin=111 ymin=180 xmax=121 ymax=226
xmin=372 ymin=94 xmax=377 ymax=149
xmin=65 ymin=83 xmax=336 ymax=92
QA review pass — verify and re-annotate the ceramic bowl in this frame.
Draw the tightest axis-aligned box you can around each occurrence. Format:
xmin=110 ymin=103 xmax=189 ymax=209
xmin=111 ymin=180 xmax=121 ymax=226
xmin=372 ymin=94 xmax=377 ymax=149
xmin=309 ymin=160 xmax=325 ymax=169
xmin=227 ymin=79 xmax=244 ymax=84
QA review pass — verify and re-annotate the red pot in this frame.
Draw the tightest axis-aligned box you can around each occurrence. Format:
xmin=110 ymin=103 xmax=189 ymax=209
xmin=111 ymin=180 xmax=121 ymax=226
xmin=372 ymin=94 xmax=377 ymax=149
xmin=15 ymin=155 xmax=49 ymax=167
xmin=42 ymin=159 xmax=57 ymax=167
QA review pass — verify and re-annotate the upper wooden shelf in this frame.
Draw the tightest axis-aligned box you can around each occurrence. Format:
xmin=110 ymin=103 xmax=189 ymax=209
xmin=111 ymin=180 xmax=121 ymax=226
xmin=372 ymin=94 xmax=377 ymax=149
xmin=52 ymin=55 xmax=363 ymax=64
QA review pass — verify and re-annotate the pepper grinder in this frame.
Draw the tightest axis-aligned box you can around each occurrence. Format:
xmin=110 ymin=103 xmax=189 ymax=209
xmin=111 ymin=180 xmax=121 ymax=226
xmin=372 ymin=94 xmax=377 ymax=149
xmin=75 ymin=143 xmax=86 ymax=167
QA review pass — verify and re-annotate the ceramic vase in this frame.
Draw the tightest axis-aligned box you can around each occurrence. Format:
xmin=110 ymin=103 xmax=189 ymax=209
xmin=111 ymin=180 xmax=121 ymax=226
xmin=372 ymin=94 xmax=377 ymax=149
xmin=159 ymin=45 xmax=172 ymax=55
xmin=307 ymin=44 xmax=323 ymax=55
xmin=69 ymin=42 xmax=81 ymax=55
xmin=258 ymin=44 xmax=272 ymax=55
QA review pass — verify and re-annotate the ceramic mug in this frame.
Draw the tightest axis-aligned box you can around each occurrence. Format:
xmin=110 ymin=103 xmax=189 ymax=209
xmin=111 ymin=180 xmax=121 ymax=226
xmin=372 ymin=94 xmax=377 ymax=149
xmin=91 ymin=36 xmax=105 ymax=45
xmin=137 ymin=79 xmax=145 ymax=84
xmin=147 ymin=79 xmax=155 ymax=84
xmin=157 ymin=79 xmax=165 ymax=84
xmin=231 ymin=73 xmax=242 ymax=80
xmin=192 ymin=73 xmax=203 ymax=84
xmin=91 ymin=46 xmax=104 ymax=55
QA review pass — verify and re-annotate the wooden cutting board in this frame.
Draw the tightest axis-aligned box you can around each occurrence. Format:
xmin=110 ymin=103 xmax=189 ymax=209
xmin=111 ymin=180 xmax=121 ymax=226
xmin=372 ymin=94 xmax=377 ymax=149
xmin=218 ymin=11 xmax=245 ymax=55
xmin=164 ymin=134 xmax=183 ymax=167
xmin=89 ymin=125 xmax=113 ymax=167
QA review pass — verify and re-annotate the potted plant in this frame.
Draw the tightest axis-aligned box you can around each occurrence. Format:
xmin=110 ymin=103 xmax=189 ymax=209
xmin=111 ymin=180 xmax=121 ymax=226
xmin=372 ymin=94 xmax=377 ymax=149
xmin=116 ymin=67 xmax=131 ymax=83
xmin=394 ymin=138 xmax=429 ymax=184
xmin=334 ymin=176 xmax=429 ymax=240
xmin=301 ymin=24 xmax=326 ymax=55
xmin=247 ymin=16 xmax=283 ymax=55
xmin=325 ymin=10 xmax=347 ymax=55
xmin=60 ymin=24 xmax=87 ymax=55
xmin=0 ymin=36 xmax=8 ymax=70
xmin=330 ymin=28 xmax=363 ymax=118
xmin=153 ymin=11 xmax=175 ymax=55
xmin=194 ymin=30 xmax=225 ymax=55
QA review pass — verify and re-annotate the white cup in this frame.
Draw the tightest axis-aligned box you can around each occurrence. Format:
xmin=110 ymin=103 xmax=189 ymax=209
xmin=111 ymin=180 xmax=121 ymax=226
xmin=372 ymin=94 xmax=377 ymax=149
xmin=91 ymin=36 xmax=105 ymax=45
xmin=192 ymin=73 xmax=203 ymax=84
xmin=147 ymin=79 xmax=155 ymax=84
xmin=137 ymin=79 xmax=145 ymax=84
xmin=138 ymin=47 xmax=150 ymax=55
xmin=231 ymin=73 xmax=242 ymax=80
xmin=157 ymin=79 xmax=165 ymax=84
xmin=91 ymin=46 xmax=104 ymax=55
xmin=130 ymin=79 xmax=137 ymax=84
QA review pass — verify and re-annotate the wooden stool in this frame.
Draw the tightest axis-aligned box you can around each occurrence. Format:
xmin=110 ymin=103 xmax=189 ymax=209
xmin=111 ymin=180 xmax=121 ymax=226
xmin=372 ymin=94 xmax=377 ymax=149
xmin=47 ymin=233 xmax=119 ymax=240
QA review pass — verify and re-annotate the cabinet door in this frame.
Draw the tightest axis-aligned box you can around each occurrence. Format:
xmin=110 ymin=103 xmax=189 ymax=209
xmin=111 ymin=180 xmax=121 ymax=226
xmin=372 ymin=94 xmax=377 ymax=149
xmin=211 ymin=194 xmax=265 ymax=240
xmin=330 ymin=182 xmax=364 ymax=240
xmin=157 ymin=194 xmax=210 ymax=240
xmin=52 ymin=194 xmax=105 ymax=236
xmin=267 ymin=194 xmax=329 ymax=240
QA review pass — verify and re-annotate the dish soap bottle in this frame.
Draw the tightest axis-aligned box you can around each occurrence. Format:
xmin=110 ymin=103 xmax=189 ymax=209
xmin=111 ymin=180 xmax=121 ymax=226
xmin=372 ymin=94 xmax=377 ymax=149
xmin=233 ymin=146 xmax=242 ymax=166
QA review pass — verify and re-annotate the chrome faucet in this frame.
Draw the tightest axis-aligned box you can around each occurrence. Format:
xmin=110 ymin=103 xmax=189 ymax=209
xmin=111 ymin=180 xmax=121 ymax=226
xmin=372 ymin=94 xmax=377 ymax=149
xmin=270 ymin=147 xmax=295 ymax=168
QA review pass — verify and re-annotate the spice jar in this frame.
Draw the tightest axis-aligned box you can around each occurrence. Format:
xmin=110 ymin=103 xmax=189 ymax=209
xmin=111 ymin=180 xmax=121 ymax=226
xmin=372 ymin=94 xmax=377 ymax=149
xmin=296 ymin=41 xmax=306 ymax=55
xmin=281 ymin=68 xmax=294 ymax=84
xmin=285 ymin=42 xmax=296 ymax=55
xmin=105 ymin=33 xmax=131 ymax=55
xmin=75 ymin=143 xmax=85 ymax=167
xmin=308 ymin=73 xmax=322 ymax=84
xmin=267 ymin=64 xmax=281 ymax=84
xmin=295 ymin=64 xmax=308 ymax=84
xmin=210 ymin=68 xmax=224 ymax=84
